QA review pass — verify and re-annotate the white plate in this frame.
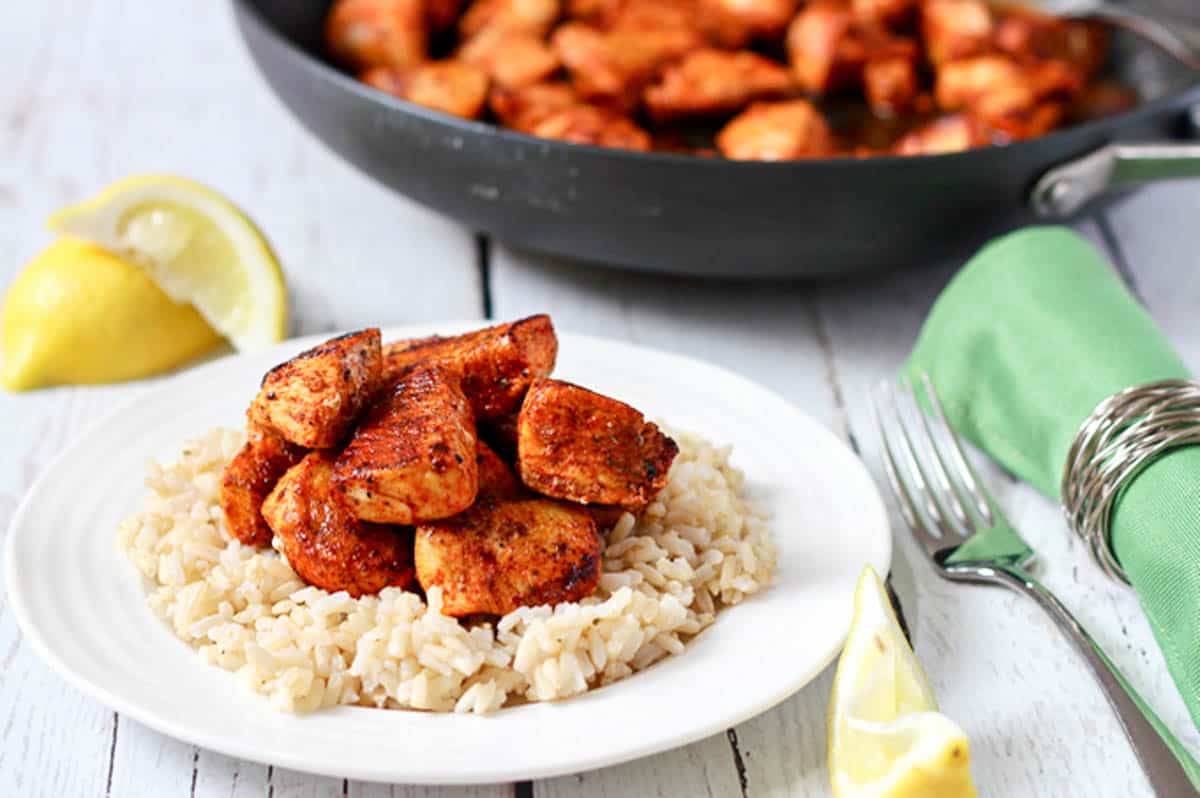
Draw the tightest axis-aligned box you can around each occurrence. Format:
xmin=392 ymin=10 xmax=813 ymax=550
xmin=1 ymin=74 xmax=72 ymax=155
xmin=6 ymin=322 xmax=890 ymax=785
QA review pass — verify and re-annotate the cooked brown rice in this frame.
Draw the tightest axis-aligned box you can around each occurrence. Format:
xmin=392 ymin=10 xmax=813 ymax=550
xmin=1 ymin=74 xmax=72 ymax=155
xmin=117 ymin=426 xmax=775 ymax=713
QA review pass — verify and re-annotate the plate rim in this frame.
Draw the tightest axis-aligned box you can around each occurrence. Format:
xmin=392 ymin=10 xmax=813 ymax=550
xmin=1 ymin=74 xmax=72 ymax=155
xmin=5 ymin=322 xmax=891 ymax=784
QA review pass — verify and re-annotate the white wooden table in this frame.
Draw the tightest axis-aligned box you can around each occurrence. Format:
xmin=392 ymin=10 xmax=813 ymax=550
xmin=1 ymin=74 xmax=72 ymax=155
xmin=2 ymin=2 xmax=1199 ymax=796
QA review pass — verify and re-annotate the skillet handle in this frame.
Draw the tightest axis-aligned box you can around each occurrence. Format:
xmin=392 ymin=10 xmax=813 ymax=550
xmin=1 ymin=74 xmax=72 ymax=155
xmin=1030 ymin=140 xmax=1200 ymax=217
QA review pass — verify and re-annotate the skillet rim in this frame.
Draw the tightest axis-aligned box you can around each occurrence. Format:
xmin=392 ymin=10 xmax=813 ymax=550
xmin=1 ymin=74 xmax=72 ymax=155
xmin=233 ymin=0 xmax=1200 ymax=168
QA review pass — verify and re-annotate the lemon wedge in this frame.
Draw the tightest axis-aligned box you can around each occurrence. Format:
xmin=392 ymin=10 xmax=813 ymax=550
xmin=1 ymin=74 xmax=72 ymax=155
xmin=1 ymin=239 xmax=223 ymax=390
xmin=48 ymin=175 xmax=287 ymax=351
xmin=829 ymin=566 xmax=978 ymax=798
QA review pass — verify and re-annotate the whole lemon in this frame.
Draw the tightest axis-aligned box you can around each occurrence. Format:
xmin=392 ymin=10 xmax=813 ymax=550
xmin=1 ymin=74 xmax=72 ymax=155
xmin=1 ymin=238 xmax=222 ymax=391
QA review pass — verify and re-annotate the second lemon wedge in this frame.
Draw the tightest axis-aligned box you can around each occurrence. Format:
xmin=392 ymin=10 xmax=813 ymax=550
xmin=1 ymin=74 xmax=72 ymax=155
xmin=48 ymin=175 xmax=287 ymax=351
xmin=829 ymin=566 xmax=978 ymax=798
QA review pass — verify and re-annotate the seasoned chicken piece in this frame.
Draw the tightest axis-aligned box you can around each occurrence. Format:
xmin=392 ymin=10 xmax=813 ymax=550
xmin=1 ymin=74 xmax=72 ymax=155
xmin=383 ymin=314 xmax=557 ymax=420
xmin=460 ymin=0 xmax=560 ymax=38
xmin=921 ymin=0 xmax=993 ymax=65
xmin=552 ymin=22 xmax=703 ymax=112
xmin=517 ymin=378 xmax=678 ymax=508
xmin=361 ymin=61 xmax=490 ymax=118
xmin=476 ymin=438 xmax=524 ymax=499
xmin=716 ymin=99 xmax=835 ymax=161
xmin=1069 ymin=79 xmax=1136 ymax=123
xmin=333 ymin=365 xmax=477 ymax=524
xmin=249 ymin=329 xmax=383 ymax=449
xmin=698 ymin=0 xmax=797 ymax=42
xmin=219 ymin=423 xmax=307 ymax=547
xmin=995 ymin=11 xmax=1107 ymax=77
xmin=786 ymin=1 xmax=868 ymax=95
xmin=529 ymin=105 xmax=652 ymax=150
xmin=864 ymin=51 xmax=920 ymax=114
xmin=644 ymin=50 xmax=794 ymax=122
xmin=490 ymin=81 xmax=580 ymax=132
xmin=326 ymin=0 xmax=426 ymax=71
xmin=891 ymin=113 xmax=989 ymax=154
xmin=458 ymin=28 xmax=561 ymax=89
xmin=935 ymin=54 xmax=1081 ymax=138
xmin=853 ymin=0 xmax=918 ymax=29
xmin=262 ymin=452 xmax=415 ymax=597
xmin=414 ymin=499 xmax=602 ymax=616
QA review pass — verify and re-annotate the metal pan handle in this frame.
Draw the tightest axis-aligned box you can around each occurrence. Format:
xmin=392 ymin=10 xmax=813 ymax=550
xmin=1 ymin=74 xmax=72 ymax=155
xmin=1031 ymin=140 xmax=1200 ymax=217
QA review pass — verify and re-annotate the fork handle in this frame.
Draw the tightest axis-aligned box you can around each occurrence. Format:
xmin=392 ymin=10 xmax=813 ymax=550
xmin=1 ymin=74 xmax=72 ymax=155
xmin=955 ymin=563 xmax=1200 ymax=795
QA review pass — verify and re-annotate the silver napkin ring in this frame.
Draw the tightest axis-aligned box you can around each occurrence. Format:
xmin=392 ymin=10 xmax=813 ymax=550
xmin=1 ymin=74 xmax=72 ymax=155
xmin=1061 ymin=379 xmax=1200 ymax=584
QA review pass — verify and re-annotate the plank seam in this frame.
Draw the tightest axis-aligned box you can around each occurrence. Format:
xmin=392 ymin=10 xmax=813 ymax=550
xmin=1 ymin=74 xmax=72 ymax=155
xmin=189 ymin=748 xmax=199 ymax=797
xmin=726 ymin=728 xmax=750 ymax=798
xmin=104 ymin=713 xmax=118 ymax=798
xmin=478 ymin=234 xmax=493 ymax=320
xmin=513 ymin=779 xmax=534 ymax=798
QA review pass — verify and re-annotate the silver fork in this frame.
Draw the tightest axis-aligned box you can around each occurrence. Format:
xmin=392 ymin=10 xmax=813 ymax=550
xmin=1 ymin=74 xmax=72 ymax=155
xmin=874 ymin=373 xmax=1200 ymax=796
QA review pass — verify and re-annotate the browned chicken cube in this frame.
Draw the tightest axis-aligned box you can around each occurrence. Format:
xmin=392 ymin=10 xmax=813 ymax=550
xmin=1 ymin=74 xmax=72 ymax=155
xmin=935 ymin=54 xmax=1081 ymax=138
xmin=490 ymin=81 xmax=580 ymax=132
xmin=460 ymin=0 xmax=560 ymax=38
xmin=529 ymin=105 xmax=652 ymax=150
xmin=787 ymin=1 xmax=868 ymax=95
xmin=891 ymin=113 xmax=990 ymax=154
xmin=517 ymin=378 xmax=678 ymax=508
xmin=864 ymin=54 xmax=920 ymax=114
xmin=333 ymin=365 xmax=477 ymax=524
xmin=995 ymin=11 xmax=1108 ymax=77
xmin=414 ymin=499 xmax=602 ymax=616
xmin=383 ymin=314 xmax=557 ymax=419
xmin=853 ymin=0 xmax=918 ymax=29
xmin=219 ymin=423 xmax=307 ymax=547
xmin=1069 ymin=79 xmax=1137 ymax=123
xmin=553 ymin=22 xmax=703 ymax=112
xmin=326 ymin=0 xmax=427 ymax=71
xmin=249 ymin=329 xmax=383 ymax=449
xmin=458 ymin=28 xmax=561 ymax=89
xmin=716 ymin=99 xmax=835 ymax=161
xmin=262 ymin=452 xmax=415 ymax=597
xmin=644 ymin=50 xmax=794 ymax=122
xmin=476 ymin=438 xmax=524 ymax=499
xmin=361 ymin=61 xmax=490 ymax=119
xmin=698 ymin=0 xmax=797 ymax=42
xmin=921 ymin=0 xmax=993 ymax=65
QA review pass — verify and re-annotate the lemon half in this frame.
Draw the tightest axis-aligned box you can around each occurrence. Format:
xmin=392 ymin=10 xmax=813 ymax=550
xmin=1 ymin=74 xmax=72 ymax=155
xmin=829 ymin=566 xmax=978 ymax=798
xmin=48 ymin=175 xmax=287 ymax=351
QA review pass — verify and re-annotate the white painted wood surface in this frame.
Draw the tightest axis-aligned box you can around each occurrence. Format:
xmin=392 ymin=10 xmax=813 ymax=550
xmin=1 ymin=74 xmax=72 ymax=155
xmin=1 ymin=2 xmax=1199 ymax=796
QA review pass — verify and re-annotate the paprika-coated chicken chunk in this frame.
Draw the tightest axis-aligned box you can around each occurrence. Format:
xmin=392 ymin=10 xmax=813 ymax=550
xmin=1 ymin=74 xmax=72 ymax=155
xmin=219 ymin=423 xmax=307 ymax=547
xmin=362 ymin=61 xmax=490 ymax=118
xmin=517 ymin=378 xmax=678 ymax=508
xmin=326 ymin=0 xmax=427 ymax=71
xmin=935 ymin=54 xmax=1081 ymax=138
xmin=530 ymin=105 xmax=652 ymax=150
xmin=552 ymin=22 xmax=703 ymax=112
xmin=249 ymin=329 xmax=383 ymax=449
xmin=459 ymin=0 xmax=560 ymax=37
xmin=458 ymin=28 xmax=561 ymax=89
xmin=414 ymin=499 xmax=602 ymax=616
xmin=716 ymin=99 xmax=835 ymax=161
xmin=891 ymin=113 xmax=990 ymax=154
xmin=489 ymin=81 xmax=579 ymax=132
xmin=995 ymin=11 xmax=1107 ymax=76
xmin=644 ymin=50 xmax=794 ymax=122
xmin=699 ymin=0 xmax=796 ymax=42
xmin=920 ymin=0 xmax=993 ymax=65
xmin=475 ymin=438 xmax=524 ymax=500
xmin=262 ymin=452 xmax=415 ymax=597
xmin=383 ymin=314 xmax=557 ymax=419
xmin=786 ymin=1 xmax=868 ymax=95
xmin=853 ymin=0 xmax=918 ymax=29
xmin=864 ymin=55 xmax=920 ymax=114
xmin=333 ymin=365 xmax=477 ymax=524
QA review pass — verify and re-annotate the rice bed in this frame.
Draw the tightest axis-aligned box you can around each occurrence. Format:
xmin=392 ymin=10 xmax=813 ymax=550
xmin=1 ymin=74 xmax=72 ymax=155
xmin=118 ymin=426 xmax=775 ymax=713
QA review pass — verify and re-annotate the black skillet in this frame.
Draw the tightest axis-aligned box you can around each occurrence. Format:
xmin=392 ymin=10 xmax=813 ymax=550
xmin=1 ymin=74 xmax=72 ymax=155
xmin=232 ymin=0 xmax=1200 ymax=278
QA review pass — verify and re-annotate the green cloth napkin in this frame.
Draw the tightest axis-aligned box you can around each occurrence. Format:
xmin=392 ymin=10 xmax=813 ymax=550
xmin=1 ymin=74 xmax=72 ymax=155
xmin=905 ymin=226 xmax=1200 ymax=736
